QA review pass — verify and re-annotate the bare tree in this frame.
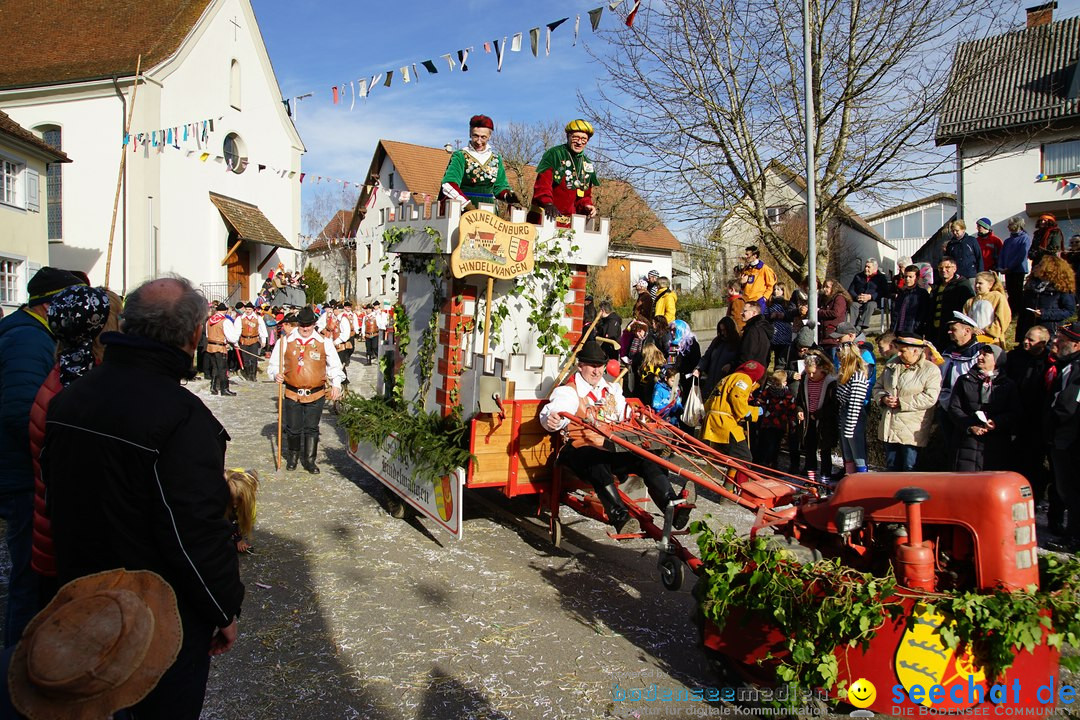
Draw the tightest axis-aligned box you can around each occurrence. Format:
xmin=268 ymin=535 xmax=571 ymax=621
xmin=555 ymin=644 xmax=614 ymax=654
xmin=583 ymin=0 xmax=1007 ymax=278
xmin=301 ymin=185 xmax=359 ymax=300
xmin=497 ymin=120 xmax=564 ymax=205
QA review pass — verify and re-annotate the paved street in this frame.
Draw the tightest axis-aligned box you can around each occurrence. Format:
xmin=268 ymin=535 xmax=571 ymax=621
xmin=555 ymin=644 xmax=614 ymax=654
xmin=188 ymin=357 xmax=758 ymax=719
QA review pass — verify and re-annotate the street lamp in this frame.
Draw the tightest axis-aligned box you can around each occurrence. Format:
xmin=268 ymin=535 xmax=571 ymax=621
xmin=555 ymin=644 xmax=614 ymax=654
xmin=803 ymin=0 xmax=819 ymax=341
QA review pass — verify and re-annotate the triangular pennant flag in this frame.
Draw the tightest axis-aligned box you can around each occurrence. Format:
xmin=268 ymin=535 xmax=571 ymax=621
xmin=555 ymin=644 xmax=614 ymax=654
xmin=511 ymin=33 xmax=522 ymax=52
xmin=412 ymin=63 xmax=420 ymax=83
xmin=358 ymin=78 xmax=368 ymax=98
xmin=625 ymin=0 xmax=641 ymax=27
xmin=609 ymin=0 xmax=624 ymax=8
xmin=401 ymin=65 xmax=411 ymax=83
xmin=495 ymin=37 xmax=506 ymax=71
xmin=483 ymin=41 xmax=491 ymax=52
xmin=546 ymin=18 xmax=567 ymax=55
xmin=350 ymin=81 xmax=356 ymax=110
xmin=422 ymin=60 xmax=438 ymax=74
xmin=458 ymin=47 xmax=472 ymax=71
xmin=332 ymin=85 xmax=339 ymax=104
xmin=370 ymin=74 xmax=382 ymax=93
xmin=589 ymin=7 xmax=604 ymax=30
xmin=300 ymin=173 xmax=306 ymax=183
xmin=529 ymin=28 xmax=539 ymax=56
xmin=574 ymin=14 xmax=580 ymax=44
xmin=384 ymin=71 xmax=392 ymax=87
xmin=441 ymin=53 xmax=457 ymax=71
xmin=258 ymin=164 xmax=266 ymax=172
xmin=200 ymin=152 xmax=209 ymax=162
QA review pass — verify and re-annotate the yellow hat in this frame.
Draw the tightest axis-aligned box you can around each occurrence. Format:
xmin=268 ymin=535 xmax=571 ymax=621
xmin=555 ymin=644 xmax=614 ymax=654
xmin=565 ymin=119 xmax=594 ymax=137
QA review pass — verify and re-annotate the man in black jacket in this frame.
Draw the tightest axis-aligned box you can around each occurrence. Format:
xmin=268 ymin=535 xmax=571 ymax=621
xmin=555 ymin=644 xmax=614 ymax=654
xmin=42 ymin=276 xmax=243 ymax=720
xmin=1046 ymin=323 xmax=1080 ymax=552
xmin=737 ymin=302 xmax=773 ymax=367
xmin=847 ymin=258 xmax=889 ymax=331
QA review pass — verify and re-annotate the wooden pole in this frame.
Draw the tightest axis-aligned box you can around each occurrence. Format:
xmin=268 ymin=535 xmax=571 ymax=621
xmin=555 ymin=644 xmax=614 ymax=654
xmin=481 ymin=277 xmax=494 ymax=356
xmin=275 ymin=382 xmax=284 ymax=471
xmin=104 ymin=55 xmax=142 ymax=289
xmin=547 ymin=312 xmax=602 ymax=398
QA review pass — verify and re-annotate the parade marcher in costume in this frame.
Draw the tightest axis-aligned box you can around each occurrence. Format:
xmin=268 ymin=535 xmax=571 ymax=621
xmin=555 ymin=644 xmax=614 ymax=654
xmin=330 ymin=304 xmax=353 ymax=386
xmin=205 ymin=303 xmax=237 ymax=396
xmin=268 ymin=307 xmax=345 ymax=474
xmin=364 ymin=302 xmax=380 ymax=363
xmin=529 ymin=119 xmax=600 ymax=223
xmin=539 ymin=342 xmax=691 ymax=534
xmin=440 ymin=115 xmax=519 ymax=209
xmin=237 ymin=302 xmax=267 ymax=382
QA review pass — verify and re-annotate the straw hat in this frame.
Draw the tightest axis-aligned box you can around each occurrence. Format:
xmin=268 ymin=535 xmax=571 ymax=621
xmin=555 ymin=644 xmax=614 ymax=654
xmin=9 ymin=569 xmax=182 ymax=720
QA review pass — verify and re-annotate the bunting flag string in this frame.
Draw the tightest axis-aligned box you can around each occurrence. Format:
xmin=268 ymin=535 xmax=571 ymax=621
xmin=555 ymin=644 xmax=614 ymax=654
xmin=1035 ymin=173 xmax=1080 ymax=193
xmin=275 ymin=5 xmax=647 ymax=116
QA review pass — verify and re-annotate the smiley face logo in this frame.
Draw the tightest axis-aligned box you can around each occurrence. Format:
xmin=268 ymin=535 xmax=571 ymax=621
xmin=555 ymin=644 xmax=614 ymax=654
xmin=848 ymin=678 xmax=877 ymax=709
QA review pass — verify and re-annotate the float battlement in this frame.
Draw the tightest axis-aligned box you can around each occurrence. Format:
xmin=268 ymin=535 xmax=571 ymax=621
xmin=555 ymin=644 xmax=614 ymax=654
xmin=385 ymin=200 xmax=610 ymax=267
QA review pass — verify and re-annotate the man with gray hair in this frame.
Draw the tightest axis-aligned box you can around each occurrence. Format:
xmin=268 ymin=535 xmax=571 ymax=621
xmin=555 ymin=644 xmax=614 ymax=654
xmin=42 ymin=275 xmax=243 ymax=719
xmin=847 ymin=258 xmax=888 ymax=332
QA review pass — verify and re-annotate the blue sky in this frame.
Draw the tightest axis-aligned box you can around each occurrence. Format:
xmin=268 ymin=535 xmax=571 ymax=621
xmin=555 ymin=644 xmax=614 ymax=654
xmin=252 ymin=0 xmax=1080 ymax=233
xmin=253 ymin=0 xmax=614 ymax=224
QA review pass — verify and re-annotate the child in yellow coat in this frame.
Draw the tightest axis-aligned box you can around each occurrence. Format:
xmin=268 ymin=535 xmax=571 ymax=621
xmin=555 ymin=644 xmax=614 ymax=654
xmin=701 ymin=361 xmax=767 ymax=472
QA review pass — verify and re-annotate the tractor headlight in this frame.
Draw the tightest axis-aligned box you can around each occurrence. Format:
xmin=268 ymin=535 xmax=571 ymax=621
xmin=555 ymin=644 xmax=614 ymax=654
xmin=835 ymin=506 xmax=865 ymax=534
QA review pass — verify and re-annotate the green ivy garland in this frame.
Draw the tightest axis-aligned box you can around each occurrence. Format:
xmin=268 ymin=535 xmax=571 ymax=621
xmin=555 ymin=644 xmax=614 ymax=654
xmin=693 ymin=520 xmax=1080 ymax=705
xmin=337 ymin=394 xmax=474 ymax=486
xmin=475 ymin=230 xmax=581 ymax=356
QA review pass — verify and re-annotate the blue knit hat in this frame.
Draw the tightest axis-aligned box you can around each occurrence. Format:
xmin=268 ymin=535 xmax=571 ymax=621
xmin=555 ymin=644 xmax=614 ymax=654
xmin=976 ymin=217 xmax=992 ymax=231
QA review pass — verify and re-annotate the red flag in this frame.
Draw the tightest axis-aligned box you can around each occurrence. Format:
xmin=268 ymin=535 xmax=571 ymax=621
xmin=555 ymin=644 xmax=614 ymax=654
xmin=332 ymin=85 xmax=339 ymax=104
xmin=626 ymin=0 xmax=641 ymax=26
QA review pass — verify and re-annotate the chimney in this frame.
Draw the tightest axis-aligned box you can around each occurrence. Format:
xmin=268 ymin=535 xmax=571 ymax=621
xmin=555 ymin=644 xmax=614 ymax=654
xmin=1027 ymin=1 xmax=1057 ymax=28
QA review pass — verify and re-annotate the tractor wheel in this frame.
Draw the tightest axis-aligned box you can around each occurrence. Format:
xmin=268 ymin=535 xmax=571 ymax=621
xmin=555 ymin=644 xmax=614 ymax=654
xmin=550 ymin=517 xmax=563 ymax=548
xmin=659 ymin=555 xmax=684 ymax=591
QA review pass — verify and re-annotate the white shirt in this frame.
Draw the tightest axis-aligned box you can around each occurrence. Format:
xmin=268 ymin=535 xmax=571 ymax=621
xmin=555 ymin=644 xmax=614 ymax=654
xmin=335 ymin=315 xmax=352 ymax=344
xmin=539 ymin=372 xmax=629 ymax=432
xmin=222 ymin=316 xmax=241 ymax=344
xmin=375 ymin=308 xmax=389 ymax=331
xmin=239 ymin=312 xmax=268 ymax=345
xmin=266 ymin=329 xmax=346 ymax=389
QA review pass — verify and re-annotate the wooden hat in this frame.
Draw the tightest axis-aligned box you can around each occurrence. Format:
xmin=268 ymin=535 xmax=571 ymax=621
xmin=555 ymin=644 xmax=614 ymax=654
xmin=9 ymin=569 xmax=182 ymax=720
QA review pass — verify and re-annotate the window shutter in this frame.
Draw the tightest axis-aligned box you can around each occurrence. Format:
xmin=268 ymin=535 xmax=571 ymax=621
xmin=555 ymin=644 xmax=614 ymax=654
xmin=26 ymin=168 xmax=39 ymax=212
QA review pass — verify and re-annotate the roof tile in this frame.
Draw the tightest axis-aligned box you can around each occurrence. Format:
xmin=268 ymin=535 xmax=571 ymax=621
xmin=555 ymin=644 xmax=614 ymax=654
xmin=0 ymin=0 xmax=213 ymax=90
xmin=0 ymin=110 xmax=69 ymax=162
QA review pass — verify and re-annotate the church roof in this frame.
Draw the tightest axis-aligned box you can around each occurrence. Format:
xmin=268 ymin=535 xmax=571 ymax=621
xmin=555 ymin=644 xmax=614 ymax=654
xmin=0 ymin=110 xmax=70 ymax=162
xmin=0 ymin=0 xmax=214 ymax=90
xmin=210 ymin=191 xmax=294 ymax=251
xmin=352 ymin=139 xmax=681 ymax=253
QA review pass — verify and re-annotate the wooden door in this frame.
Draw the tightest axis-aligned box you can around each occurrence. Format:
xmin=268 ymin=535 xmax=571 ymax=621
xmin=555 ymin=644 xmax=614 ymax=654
xmin=227 ymin=246 xmax=250 ymax=302
xmin=593 ymin=258 xmax=631 ymax=305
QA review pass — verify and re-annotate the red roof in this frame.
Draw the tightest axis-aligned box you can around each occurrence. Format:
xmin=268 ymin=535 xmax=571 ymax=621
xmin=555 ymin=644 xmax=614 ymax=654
xmin=306 ymin=209 xmax=355 ymax=252
xmin=0 ymin=110 xmax=70 ymax=162
xmin=0 ymin=0 xmax=213 ymax=90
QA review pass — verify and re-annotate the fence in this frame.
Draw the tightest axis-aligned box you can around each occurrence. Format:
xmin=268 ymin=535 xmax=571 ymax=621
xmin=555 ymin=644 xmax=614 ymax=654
xmin=199 ymin=282 xmax=242 ymax=306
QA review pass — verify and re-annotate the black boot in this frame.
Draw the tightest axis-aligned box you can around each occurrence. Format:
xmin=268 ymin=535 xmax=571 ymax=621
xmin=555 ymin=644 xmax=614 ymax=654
xmin=221 ymin=375 xmax=236 ymax=396
xmin=594 ymin=483 xmax=632 ymax=533
xmin=302 ymin=435 xmax=321 ymax=474
xmin=285 ymin=436 xmax=300 ymax=471
xmin=210 ymin=375 xmax=220 ymax=395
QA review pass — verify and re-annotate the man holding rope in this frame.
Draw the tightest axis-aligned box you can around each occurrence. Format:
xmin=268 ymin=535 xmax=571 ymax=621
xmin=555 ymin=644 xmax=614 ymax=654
xmin=268 ymin=307 xmax=344 ymax=473
xmin=237 ymin=302 xmax=267 ymax=382
xmin=540 ymin=341 xmax=691 ymax=534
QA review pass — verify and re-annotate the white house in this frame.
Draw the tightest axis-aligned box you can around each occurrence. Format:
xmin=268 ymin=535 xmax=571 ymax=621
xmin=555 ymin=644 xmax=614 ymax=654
xmin=344 ymin=139 xmax=681 ymax=308
xmin=716 ymin=161 xmax=897 ymax=282
xmin=0 ymin=0 xmax=304 ymax=301
xmin=937 ymin=4 xmax=1080 ymax=241
xmin=0 ymin=110 xmax=70 ymax=314
xmin=865 ymin=193 xmax=958 ymax=268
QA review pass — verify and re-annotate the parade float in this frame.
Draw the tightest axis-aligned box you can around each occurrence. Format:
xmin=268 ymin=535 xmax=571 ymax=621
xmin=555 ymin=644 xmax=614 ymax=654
xmin=337 ymin=199 xmax=1075 ymax=715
